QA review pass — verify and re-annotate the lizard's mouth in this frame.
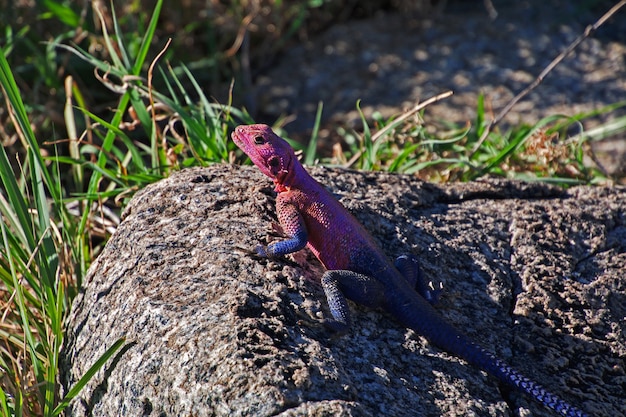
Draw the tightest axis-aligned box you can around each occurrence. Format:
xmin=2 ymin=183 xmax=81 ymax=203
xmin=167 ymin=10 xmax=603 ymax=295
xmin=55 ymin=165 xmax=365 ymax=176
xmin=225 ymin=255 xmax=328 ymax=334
xmin=231 ymin=129 xmax=245 ymax=148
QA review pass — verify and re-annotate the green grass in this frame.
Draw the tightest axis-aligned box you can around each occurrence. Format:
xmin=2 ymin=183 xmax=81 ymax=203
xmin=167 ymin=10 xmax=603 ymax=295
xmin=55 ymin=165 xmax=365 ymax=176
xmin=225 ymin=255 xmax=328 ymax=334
xmin=318 ymin=93 xmax=624 ymax=185
xmin=0 ymin=1 xmax=250 ymax=414
xmin=0 ymin=40 xmax=127 ymax=417
xmin=1 ymin=1 xmax=626 ymax=416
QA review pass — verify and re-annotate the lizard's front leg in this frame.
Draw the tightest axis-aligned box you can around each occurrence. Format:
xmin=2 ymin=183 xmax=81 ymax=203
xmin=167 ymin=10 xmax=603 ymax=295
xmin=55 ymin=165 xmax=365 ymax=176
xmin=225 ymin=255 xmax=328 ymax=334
xmin=321 ymin=270 xmax=385 ymax=333
xmin=257 ymin=200 xmax=308 ymax=258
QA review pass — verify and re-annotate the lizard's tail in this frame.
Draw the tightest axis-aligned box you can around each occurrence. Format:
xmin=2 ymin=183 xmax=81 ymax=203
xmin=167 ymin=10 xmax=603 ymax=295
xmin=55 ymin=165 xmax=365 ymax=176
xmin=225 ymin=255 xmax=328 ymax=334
xmin=431 ymin=328 xmax=589 ymax=417
xmin=464 ymin=339 xmax=587 ymax=417
xmin=395 ymin=295 xmax=589 ymax=417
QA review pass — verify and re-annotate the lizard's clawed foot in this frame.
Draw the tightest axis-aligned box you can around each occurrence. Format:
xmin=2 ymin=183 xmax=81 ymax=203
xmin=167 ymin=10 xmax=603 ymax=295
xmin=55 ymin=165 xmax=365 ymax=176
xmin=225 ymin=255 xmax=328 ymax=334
xmin=395 ymin=254 xmax=443 ymax=305
xmin=233 ymin=245 xmax=260 ymax=257
xmin=322 ymin=319 xmax=350 ymax=336
xmin=423 ymin=281 xmax=443 ymax=305
xmin=293 ymin=314 xmax=347 ymax=338
xmin=235 ymin=244 xmax=272 ymax=258
xmin=255 ymin=244 xmax=270 ymax=258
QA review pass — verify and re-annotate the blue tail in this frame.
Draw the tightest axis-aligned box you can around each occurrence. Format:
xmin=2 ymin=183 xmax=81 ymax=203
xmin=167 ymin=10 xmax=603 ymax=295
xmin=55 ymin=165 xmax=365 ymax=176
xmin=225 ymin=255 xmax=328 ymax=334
xmin=391 ymin=293 xmax=589 ymax=417
xmin=458 ymin=336 xmax=588 ymax=417
xmin=392 ymin=255 xmax=589 ymax=417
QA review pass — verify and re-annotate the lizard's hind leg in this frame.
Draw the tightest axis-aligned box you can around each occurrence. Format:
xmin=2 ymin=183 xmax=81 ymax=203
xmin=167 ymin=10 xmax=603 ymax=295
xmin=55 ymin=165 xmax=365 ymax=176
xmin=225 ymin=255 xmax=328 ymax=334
xmin=321 ymin=270 xmax=385 ymax=333
xmin=394 ymin=255 xmax=441 ymax=305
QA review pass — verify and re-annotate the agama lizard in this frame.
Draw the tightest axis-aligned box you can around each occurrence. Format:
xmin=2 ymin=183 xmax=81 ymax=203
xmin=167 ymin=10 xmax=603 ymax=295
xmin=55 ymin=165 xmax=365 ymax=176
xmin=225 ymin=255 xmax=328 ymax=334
xmin=232 ymin=124 xmax=589 ymax=417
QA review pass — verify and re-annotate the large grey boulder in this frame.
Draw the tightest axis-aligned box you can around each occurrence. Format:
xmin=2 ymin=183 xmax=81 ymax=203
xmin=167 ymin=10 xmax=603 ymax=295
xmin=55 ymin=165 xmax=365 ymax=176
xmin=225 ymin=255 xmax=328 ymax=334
xmin=61 ymin=164 xmax=625 ymax=417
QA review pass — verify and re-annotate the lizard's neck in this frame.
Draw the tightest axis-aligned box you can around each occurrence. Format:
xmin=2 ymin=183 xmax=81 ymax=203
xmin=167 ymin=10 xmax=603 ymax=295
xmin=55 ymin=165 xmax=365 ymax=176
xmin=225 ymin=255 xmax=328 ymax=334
xmin=273 ymin=158 xmax=316 ymax=193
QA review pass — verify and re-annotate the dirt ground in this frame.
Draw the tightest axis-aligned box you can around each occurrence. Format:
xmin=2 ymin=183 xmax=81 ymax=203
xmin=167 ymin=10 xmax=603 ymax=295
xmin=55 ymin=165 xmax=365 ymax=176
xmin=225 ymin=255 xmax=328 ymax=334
xmin=252 ymin=0 xmax=626 ymax=179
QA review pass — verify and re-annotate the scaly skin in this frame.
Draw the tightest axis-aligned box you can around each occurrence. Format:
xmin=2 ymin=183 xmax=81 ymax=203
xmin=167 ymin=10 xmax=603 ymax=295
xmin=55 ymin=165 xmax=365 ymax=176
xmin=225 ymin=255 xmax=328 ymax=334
xmin=232 ymin=124 xmax=589 ymax=417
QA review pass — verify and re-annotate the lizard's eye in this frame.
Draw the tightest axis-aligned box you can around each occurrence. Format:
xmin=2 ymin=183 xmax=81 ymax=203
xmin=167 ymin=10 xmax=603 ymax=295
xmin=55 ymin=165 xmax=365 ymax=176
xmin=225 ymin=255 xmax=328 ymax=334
xmin=254 ymin=136 xmax=265 ymax=144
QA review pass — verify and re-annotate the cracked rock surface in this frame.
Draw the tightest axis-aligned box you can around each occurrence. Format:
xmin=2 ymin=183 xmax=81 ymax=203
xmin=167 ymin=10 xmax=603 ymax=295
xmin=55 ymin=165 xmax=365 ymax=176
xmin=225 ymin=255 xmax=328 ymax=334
xmin=61 ymin=165 xmax=625 ymax=417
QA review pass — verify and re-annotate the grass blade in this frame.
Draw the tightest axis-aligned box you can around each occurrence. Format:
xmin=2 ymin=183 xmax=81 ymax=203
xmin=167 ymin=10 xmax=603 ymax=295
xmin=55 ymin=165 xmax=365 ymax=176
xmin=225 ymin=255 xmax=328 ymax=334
xmin=132 ymin=0 xmax=163 ymax=75
xmin=304 ymin=101 xmax=324 ymax=165
xmin=52 ymin=337 xmax=126 ymax=416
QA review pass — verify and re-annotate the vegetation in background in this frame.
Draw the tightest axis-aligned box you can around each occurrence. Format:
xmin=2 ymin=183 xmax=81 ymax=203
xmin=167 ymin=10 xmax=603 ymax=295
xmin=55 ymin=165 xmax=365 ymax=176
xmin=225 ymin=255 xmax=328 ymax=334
xmin=0 ymin=1 xmax=249 ymax=414
xmin=0 ymin=0 xmax=625 ymax=415
xmin=327 ymin=95 xmax=625 ymax=184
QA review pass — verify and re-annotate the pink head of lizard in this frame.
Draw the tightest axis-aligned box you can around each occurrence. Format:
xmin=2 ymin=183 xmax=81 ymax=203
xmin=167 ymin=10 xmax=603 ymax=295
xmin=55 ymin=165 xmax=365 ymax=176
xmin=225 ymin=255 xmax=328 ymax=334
xmin=232 ymin=124 xmax=300 ymax=191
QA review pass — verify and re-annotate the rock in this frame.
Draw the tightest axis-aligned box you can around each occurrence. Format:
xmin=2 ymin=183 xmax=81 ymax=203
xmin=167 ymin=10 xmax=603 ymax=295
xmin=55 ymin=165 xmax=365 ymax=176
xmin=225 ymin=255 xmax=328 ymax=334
xmin=61 ymin=164 xmax=625 ymax=417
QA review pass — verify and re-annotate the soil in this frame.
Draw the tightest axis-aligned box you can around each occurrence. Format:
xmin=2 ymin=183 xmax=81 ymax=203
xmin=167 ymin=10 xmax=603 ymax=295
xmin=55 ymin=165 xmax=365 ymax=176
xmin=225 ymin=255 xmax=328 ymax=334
xmin=252 ymin=0 xmax=626 ymax=178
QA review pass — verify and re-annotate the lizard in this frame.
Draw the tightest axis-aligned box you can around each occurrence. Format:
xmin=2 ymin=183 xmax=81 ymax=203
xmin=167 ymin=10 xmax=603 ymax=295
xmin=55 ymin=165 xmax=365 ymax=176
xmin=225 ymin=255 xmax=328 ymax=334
xmin=232 ymin=123 xmax=589 ymax=417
